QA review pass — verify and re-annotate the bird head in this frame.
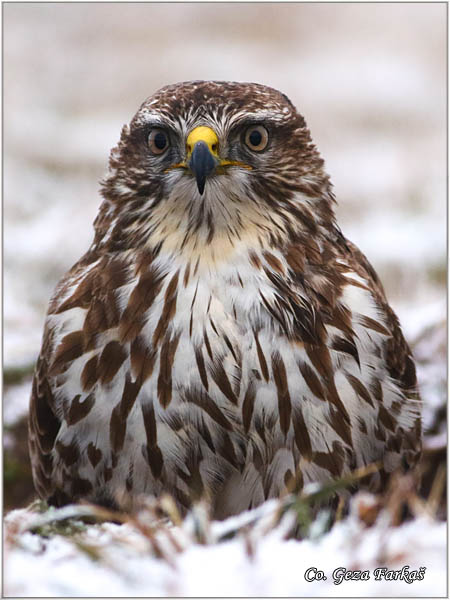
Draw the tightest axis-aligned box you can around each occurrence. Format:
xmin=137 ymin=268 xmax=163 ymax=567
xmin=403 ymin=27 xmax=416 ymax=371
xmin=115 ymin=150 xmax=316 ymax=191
xmin=99 ymin=81 xmax=334 ymax=255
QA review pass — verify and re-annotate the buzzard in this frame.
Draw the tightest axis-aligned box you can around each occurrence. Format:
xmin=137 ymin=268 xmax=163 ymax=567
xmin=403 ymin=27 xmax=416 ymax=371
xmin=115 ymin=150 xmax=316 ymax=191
xmin=28 ymin=81 xmax=421 ymax=518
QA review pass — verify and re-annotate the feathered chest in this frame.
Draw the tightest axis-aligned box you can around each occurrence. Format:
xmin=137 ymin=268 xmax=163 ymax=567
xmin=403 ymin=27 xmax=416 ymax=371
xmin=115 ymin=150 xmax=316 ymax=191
xmin=114 ymin=248 xmax=293 ymax=407
xmin=49 ymin=246 xmax=296 ymax=411
xmin=39 ymin=240 xmax=420 ymax=516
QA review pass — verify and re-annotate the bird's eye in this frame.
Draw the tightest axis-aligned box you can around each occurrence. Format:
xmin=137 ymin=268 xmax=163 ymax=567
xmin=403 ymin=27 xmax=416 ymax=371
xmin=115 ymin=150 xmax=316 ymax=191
xmin=148 ymin=129 xmax=169 ymax=155
xmin=244 ymin=125 xmax=269 ymax=152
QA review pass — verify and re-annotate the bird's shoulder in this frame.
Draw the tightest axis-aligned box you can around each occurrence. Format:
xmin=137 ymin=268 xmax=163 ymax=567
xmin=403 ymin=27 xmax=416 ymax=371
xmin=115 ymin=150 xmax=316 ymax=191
xmin=341 ymin=236 xmax=418 ymax=394
xmin=281 ymin=231 xmax=419 ymax=397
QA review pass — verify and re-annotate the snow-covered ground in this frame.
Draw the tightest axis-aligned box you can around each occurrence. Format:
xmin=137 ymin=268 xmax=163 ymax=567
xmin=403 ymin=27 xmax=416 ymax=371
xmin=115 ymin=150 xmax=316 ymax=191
xmin=4 ymin=494 xmax=447 ymax=597
xmin=3 ymin=4 xmax=446 ymax=596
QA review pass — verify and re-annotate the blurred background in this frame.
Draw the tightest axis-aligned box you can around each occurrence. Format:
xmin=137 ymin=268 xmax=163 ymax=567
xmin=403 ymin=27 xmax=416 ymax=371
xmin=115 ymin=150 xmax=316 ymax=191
xmin=4 ymin=3 xmax=446 ymax=509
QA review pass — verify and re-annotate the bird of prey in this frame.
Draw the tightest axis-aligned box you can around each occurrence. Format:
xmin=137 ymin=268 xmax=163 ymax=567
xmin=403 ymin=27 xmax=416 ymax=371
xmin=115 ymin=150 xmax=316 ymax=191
xmin=29 ymin=81 xmax=421 ymax=519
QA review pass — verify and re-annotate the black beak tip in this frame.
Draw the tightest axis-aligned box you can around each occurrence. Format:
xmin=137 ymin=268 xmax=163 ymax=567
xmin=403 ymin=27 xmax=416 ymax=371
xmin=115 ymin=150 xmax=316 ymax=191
xmin=189 ymin=141 xmax=217 ymax=196
xmin=197 ymin=178 xmax=206 ymax=195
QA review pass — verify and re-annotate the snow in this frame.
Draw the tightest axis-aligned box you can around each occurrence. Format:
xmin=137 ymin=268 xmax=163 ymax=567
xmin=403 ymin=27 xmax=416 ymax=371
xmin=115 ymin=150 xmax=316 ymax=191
xmin=4 ymin=380 xmax=33 ymax=428
xmin=4 ymin=499 xmax=446 ymax=597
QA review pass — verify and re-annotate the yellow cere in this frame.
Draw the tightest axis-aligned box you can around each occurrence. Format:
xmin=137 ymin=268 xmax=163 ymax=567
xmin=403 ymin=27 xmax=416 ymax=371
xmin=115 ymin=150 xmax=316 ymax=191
xmin=186 ymin=126 xmax=219 ymax=157
xmin=185 ymin=126 xmax=252 ymax=170
xmin=165 ymin=126 xmax=253 ymax=173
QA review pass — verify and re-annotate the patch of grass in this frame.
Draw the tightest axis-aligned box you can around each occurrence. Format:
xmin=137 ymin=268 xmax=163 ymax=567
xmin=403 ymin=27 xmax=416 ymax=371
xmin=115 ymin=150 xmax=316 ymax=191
xmin=3 ymin=363 xmax=35 ymax=385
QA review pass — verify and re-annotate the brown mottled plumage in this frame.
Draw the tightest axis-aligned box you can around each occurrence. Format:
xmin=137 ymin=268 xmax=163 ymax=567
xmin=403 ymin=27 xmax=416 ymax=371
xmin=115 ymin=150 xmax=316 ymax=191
xmin=29 ymin=81 xmax=421 ymax=517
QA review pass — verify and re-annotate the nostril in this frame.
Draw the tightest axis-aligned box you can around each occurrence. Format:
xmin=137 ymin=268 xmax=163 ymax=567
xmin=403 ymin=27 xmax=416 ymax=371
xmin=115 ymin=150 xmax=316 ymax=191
xmin=187 ymin=144 xmax=192 ymax=153
xmin=212 ymin=144 xmax=217 ymax=152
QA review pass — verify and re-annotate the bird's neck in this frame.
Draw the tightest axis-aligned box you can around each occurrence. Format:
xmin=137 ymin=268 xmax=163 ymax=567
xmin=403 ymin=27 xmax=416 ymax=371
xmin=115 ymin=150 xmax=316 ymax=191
xmin=145 ymin=190 xmax=335 ymax=267
xmin=94 ymin=188 xmax=337 ymax=273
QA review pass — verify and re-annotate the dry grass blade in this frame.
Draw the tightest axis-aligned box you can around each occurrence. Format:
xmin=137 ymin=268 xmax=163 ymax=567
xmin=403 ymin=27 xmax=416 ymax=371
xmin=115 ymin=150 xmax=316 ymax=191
xmin=426 ymin=462 xmax=446 ymax=518
xmin=128 ymin=517 xmax=178 ymax=568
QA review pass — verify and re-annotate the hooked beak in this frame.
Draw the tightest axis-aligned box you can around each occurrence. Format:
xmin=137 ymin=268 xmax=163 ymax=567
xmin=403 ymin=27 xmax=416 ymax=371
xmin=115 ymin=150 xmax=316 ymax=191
xmin=164 ymin=125 xmax=252 ymax=193
xmin=188 ymin=140 xmax=218 ymax=195
xmin=186 ymin=126 xmax=219 ymax=195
